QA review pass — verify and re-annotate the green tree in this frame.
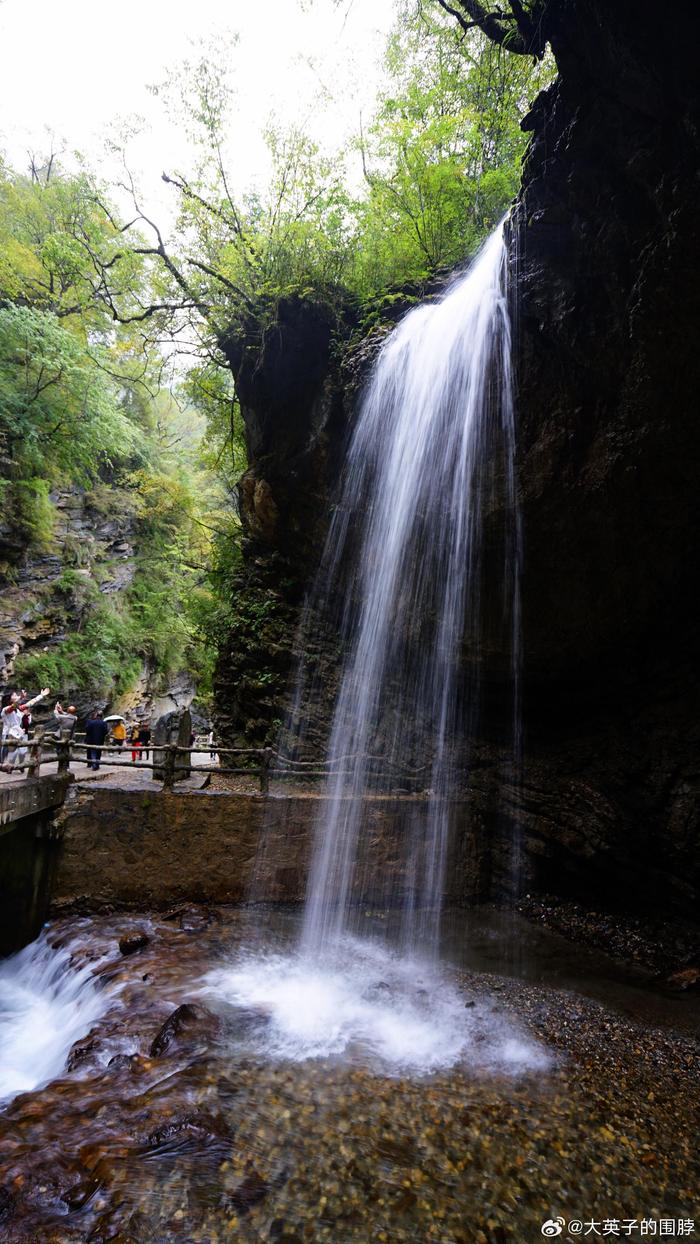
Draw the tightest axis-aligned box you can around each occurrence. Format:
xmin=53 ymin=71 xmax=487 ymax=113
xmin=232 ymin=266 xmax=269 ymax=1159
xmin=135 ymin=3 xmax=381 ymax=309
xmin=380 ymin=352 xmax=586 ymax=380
xmin=351 ymin=0 xmax=554 ymax=293
xmin=0 ymin=156 xmax=225 ymax=706
xmin=0 ymin=304 xmax=140 ymax=485
xmin=0 ymin=155 xmax=145 ymax=327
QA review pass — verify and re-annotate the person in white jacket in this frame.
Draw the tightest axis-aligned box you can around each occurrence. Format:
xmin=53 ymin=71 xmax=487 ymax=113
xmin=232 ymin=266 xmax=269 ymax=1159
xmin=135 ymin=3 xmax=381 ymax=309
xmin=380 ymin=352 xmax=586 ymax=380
xmin=0 ymin=687 xmax=50 ymax=770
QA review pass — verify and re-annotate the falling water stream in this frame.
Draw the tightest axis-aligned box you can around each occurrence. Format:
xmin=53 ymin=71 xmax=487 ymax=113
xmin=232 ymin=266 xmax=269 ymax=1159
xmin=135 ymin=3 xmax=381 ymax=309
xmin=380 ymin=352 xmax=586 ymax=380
xmin=207 ymin=223 xmax=528 ymax=1072
xmin=301 ymin=222 xmax=519 ymax=957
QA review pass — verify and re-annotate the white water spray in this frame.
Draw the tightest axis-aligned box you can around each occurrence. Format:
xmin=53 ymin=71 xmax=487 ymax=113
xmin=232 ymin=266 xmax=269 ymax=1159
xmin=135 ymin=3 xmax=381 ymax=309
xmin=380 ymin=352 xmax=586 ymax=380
xmin=0 ymin=930 xmax=113 ymax=1102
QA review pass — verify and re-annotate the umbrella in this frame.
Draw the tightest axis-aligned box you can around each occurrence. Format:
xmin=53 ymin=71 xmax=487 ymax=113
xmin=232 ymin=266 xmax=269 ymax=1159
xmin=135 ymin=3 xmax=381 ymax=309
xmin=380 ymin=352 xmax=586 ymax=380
xmin=103 ymin=714 xmax=126 ymax=722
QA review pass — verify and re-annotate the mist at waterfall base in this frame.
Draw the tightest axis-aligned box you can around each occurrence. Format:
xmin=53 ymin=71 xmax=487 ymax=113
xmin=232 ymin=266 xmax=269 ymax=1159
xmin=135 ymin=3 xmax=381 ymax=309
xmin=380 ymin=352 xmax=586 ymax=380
xmin=206 ymin=224 xmax=539 ymax=1076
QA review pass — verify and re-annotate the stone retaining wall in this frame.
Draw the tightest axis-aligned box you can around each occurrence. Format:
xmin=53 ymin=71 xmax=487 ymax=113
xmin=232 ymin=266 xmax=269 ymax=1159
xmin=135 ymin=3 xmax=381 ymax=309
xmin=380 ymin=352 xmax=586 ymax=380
xmin=50 ymin=785 xmax=503 ymax=914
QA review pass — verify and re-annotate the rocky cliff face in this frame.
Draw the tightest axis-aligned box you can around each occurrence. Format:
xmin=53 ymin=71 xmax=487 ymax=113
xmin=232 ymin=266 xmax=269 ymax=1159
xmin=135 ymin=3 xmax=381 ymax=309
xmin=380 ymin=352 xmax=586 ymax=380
xmin=0 ymin=487 xmax=197 ymax=725
xmin=213 ymin=0 xmax=700 ymax=918
xmin=214 ymin=296 xmax=353 ymax=746
xmin=0 ymin=487 xmax=137 ymax=697
xmin=505 ymin=0 xmax=700 ymax=917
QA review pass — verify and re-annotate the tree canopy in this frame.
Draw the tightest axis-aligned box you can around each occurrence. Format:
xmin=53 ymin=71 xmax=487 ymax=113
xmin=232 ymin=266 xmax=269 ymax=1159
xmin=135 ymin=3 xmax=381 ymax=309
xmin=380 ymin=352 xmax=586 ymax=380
xmin=0 ymin=0 xmax=554 ymax=704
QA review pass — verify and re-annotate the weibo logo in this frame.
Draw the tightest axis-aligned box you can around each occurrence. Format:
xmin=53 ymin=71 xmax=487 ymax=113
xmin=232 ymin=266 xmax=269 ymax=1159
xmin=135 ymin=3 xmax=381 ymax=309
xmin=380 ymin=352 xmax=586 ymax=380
xmin=541 ymin=1219 xmax=566 ymax=1237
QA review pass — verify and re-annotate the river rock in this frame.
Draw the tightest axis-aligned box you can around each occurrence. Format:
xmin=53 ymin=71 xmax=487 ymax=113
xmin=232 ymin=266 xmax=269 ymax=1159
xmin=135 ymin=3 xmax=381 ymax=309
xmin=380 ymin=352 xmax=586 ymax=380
xmin=61 ymin=1175 xmax=101 ymax=1211
xmin=66 ymin=1035 xmax=102 ymax=1071
xmin=0 ymin=1187 xmax=13 ymax=1223
xmin=226 ymin=1168 xmax=269 ymax=1214
xmin=145 ymin=1110 xmax=232 ymax=1155
xmin=118 ymin=931 xmax=149 ymax=956
xmin=149 ymin=1002 xmax=219 ymax=1057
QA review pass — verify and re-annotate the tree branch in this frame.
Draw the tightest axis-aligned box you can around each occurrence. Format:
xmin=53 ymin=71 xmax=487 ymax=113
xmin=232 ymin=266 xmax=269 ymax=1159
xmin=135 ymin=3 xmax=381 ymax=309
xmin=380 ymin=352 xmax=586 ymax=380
xmin=161 ymin=170 xmax=256 ymax=267
xmin=435 ymin=0 xmax=546 ymax=57
xmin=184 ymin=257 xmax=256 ymax=308
xmin=89 ymin=167 xmax=211 ymax=324
xmin=24 ymin=364 xmax=64 ymax=407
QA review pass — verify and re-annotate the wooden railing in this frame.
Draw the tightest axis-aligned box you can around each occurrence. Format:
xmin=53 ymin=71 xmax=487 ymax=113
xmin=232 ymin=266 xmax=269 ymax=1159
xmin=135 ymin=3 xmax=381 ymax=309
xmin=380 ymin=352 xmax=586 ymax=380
xmin=1 ymin=735 xmax=433 ymax=794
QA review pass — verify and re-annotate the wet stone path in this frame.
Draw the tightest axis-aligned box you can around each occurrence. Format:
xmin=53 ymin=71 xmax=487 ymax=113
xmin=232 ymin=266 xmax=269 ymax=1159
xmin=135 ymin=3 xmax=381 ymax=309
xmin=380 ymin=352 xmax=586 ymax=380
xmin=0 ymin=908 xmax=697 ymax=1243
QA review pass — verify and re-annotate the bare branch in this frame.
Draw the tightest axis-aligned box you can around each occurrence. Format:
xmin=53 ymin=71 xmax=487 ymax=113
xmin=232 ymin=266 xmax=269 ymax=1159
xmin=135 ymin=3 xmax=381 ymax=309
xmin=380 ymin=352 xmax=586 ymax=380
xmin=184 ymin=257 xmax=256 ymax=308
xmin=24 ymin=364 xmax=64 ymax=407
xmin=434 ymin=0 xmax=479 ymax=36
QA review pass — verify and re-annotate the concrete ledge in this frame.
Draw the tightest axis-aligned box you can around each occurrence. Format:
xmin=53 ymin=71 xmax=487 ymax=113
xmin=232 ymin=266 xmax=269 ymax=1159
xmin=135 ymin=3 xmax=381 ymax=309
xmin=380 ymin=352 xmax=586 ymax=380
xmin=50 ymin=786 xmax=488 ymax=914
xmin=0 ymin=774 xmax=71 ymax=835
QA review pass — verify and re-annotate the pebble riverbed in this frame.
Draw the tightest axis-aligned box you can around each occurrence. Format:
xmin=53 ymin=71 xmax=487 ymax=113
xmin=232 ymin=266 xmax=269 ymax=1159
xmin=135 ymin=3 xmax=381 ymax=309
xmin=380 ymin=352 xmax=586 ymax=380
xmin=0 ymin=907 xmax=697 ymax=1243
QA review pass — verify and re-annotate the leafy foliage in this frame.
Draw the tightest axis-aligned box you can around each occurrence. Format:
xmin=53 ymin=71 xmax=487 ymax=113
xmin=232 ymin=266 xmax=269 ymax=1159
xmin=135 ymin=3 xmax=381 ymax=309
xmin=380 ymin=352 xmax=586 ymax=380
xmin=0 ymin=304 xmax=141 ymax=484
xmin=2 ymin=5 xmax=556 ymax=709
xmin=128 ymin=2 xmax=553 ymax=338
xmin=350 ymin=2 xmax=555 ymax=293
xmin=0 ymin=160 xmax=228 ymax=707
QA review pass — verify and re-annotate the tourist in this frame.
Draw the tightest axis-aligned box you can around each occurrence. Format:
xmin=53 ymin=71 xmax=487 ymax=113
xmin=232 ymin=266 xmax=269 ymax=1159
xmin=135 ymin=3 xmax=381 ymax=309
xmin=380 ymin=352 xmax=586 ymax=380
xmin=53 ymin=702 xmax=78 ymax=739
xmin=111 ymin=718 xmax=126 ymax=749
xmin=137 ymin=721 xmax=151 ymax=759
xmin=130 ymin=724 xmax=142 ymax=763
xmin=13 ymin=701 xmax=36 ymax=772
xmin=84 ymin=710 xmax=109 ymax=771
xmin=1 ymin=687 xmax=50 ymax=770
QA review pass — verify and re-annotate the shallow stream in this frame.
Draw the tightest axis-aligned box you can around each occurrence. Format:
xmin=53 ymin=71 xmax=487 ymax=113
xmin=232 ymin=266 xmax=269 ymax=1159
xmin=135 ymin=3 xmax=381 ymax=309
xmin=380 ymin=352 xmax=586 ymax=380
xmin=0 ymin=908 xmax=697 ymax=1243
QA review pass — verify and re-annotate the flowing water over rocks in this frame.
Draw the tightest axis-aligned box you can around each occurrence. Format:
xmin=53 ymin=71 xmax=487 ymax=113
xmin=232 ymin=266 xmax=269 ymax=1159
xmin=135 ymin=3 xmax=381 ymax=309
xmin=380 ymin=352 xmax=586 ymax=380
xmin=0 ymin=908 xmax=698 ymax=1243
xmin=0 ymin=931 xmax=116 ymax=1101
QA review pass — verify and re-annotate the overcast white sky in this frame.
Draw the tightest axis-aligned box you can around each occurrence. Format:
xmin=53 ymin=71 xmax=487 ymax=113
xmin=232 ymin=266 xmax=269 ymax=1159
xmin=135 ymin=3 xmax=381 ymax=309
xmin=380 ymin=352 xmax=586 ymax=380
xmin=0 ymin=0 xmax=397 ymax=225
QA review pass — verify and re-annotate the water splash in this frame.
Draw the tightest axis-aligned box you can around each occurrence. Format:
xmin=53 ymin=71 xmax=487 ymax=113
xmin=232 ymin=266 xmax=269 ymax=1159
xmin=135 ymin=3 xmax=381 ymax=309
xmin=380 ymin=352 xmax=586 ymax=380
xmin=0 ymin=929 xmax=114 ymax=1102
xmin=204 ymin=938 xmax=548 ymax=1077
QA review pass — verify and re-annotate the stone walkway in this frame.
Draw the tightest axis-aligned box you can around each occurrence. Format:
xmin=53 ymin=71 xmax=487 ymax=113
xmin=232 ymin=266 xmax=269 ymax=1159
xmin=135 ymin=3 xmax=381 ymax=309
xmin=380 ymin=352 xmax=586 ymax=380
xmin=0 ymin=759 xmax=213 ymax=791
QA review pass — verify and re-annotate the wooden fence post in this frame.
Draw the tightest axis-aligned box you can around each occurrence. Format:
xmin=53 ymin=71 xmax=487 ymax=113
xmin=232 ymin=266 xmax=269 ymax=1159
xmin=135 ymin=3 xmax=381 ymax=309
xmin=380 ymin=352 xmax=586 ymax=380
xmin=56 ymin=739 xmax=70 ymax=775
xmin=259 ymin=746 xmax=273 ymax=795
xmin=26 ymin=738 xmax=41 ymax=780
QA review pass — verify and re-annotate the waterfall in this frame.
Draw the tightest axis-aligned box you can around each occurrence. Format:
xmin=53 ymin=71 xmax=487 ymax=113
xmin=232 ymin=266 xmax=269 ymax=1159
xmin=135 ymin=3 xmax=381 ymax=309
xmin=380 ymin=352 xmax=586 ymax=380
xmin=297 ymin=223 xmax=519 ymax=957
xmin=211 ymin=223 xmax=527 ymax=1075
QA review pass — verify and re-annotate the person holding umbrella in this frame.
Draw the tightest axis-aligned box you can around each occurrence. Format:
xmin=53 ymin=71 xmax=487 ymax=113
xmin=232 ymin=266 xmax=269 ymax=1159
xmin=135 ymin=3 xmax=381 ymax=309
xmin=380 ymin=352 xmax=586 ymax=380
xmin=109 ymin=717 xmax=127 ymax=749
